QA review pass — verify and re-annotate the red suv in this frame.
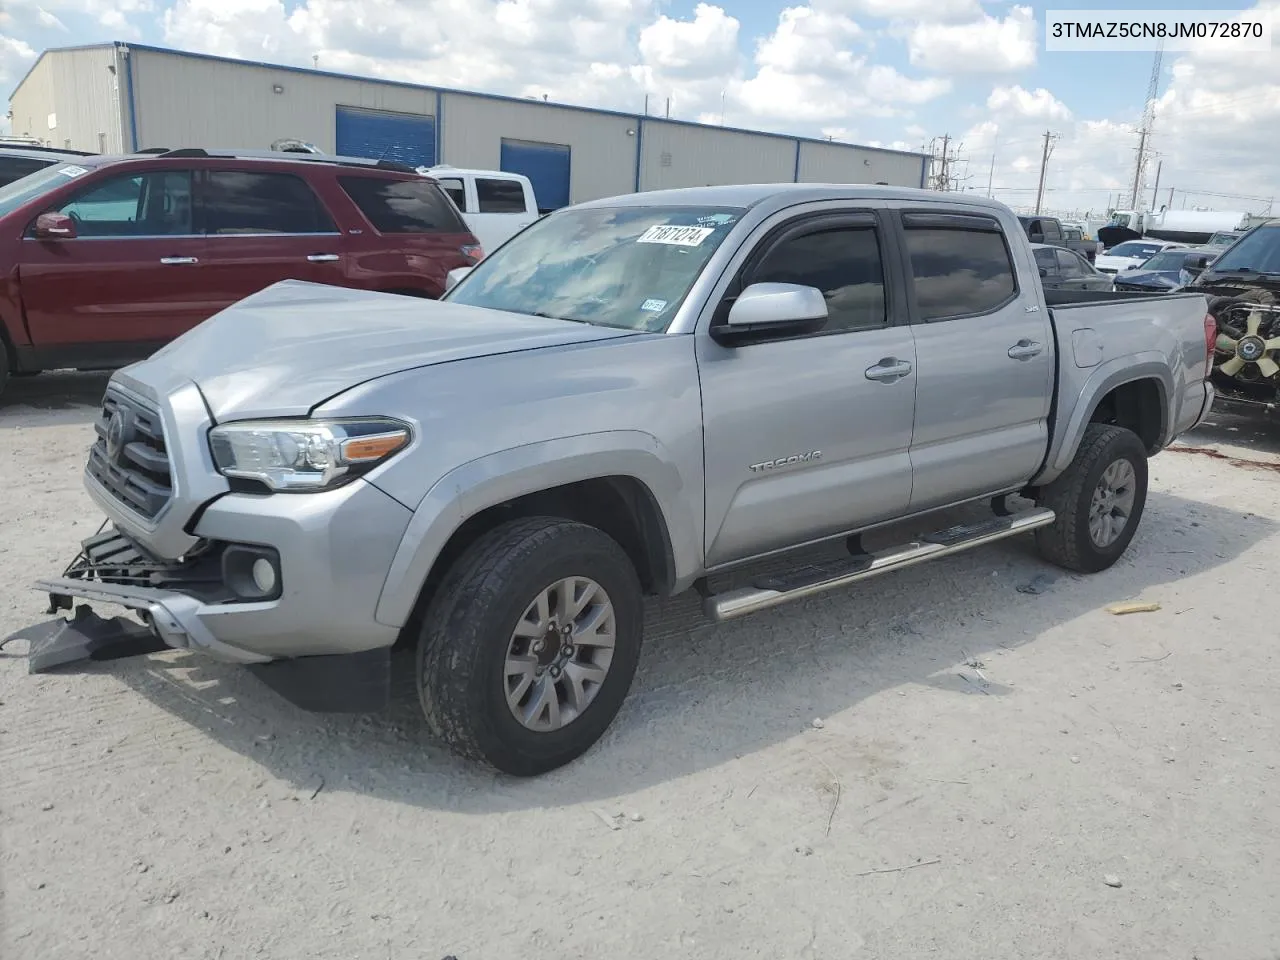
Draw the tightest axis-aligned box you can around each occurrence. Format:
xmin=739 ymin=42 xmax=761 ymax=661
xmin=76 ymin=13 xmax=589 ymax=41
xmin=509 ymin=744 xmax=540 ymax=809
xmin=0 ymin=149 xmax=481 ymax=397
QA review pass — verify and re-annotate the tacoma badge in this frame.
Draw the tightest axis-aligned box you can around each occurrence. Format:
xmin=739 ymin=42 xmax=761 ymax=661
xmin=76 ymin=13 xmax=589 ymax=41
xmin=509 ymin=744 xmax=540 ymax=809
xmin=749 ymin=451 xmax=823 ymax=473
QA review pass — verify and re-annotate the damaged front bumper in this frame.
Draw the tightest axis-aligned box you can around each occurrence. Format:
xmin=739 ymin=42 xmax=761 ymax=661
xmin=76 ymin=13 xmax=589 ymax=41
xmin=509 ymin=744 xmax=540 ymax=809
xmin=6 ymin=528 xmax=391 ymax=713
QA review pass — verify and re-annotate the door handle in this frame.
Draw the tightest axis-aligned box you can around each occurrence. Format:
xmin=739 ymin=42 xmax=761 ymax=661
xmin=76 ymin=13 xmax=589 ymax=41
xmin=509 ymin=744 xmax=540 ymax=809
xmin=307 ymin=254 xmax=340 ymax=262
xmin=864 ymin=358 xmax=913 ymax=382
xmin=159 ymin=256 xmax=198 ymax=265
xmin=1008 ymin=340 xmax=1043 ymax=360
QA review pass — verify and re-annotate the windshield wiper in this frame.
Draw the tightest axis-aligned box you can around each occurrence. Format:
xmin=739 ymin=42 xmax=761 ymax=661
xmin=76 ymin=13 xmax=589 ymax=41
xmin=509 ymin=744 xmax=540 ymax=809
xmin=531 ymin=311 xmax=592 ymax=325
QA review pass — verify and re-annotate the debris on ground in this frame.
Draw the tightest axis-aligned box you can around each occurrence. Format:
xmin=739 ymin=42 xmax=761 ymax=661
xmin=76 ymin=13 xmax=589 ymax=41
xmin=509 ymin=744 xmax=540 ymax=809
xmin=1016 ymin=573 xmax=1055 ymax=595
xmin=855 ymin=858 xmax=942 ymax=877
xmin=593 ymin=809 xmax=622 ymax=831
xmin=811 ymin=718 xmax=825 ymax=730
xmin=1103 ymin=875 xmax=1123 ymax=888
xmin=1107 ymin=601 xmax=1162 ymax=615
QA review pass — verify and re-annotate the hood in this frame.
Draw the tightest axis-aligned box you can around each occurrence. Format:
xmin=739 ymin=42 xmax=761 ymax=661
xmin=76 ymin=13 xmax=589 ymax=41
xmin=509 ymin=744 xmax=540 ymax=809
xmin=1094 ymin=254 xmax=1145 ymax=272
xmin=1188 ymin=272 xmax=1280 ymax=298
xmin=123 ymin=280 xmax=640 ymax=421
xmin=1098 ymin=225 xmax=1140 ymax=248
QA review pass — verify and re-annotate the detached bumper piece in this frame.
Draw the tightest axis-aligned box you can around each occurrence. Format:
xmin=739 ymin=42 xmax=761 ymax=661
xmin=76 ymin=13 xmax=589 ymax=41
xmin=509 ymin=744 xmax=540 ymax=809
xmin=13 ymin=605 xmax=168 ymax=674
xmin=7 ymin=527 xmax=391 ymax=713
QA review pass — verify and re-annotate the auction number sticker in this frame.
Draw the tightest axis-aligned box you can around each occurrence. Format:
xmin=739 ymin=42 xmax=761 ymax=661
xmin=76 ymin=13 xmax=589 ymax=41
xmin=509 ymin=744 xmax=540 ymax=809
xmin=58 ymin=165 xmax=89 ymax=178
xmin=637 ymin=224 xmax=715 ymax=247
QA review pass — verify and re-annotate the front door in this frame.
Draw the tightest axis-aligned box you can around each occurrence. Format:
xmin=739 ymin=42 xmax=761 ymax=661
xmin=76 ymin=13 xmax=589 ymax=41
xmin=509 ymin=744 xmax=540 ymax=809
xmin=198 ymin=168 xmax=347 ymax=313
xmin=18 ymin=167 xmax=210 ymax=350
xmin=897 ymin=209 xmax=1055 ymax=511
xmin=698 ymin=209 xmax=917 ymax=568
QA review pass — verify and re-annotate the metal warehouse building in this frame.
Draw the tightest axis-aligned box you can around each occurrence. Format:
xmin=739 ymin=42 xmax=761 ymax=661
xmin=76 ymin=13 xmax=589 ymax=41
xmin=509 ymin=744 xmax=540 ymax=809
xmin=9 ymin=42 xmax=929 ymax=209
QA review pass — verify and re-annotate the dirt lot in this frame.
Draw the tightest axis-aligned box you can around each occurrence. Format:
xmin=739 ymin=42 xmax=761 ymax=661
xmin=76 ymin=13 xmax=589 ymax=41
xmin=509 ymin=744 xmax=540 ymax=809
xmin=2 ymin=373 xmax=1279 ymax=960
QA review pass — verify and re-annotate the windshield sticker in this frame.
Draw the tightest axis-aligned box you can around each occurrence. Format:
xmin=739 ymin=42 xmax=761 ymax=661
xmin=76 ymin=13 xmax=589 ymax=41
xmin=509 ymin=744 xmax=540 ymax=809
xmin=637 ymin=224 xmax=715 ymax=247
xmin=58 ymin=165 xmax=89 ymax=178
xmin=695 ymin=213 xmax=736 ymax=226
xmin=640 ymin=298 xmax=668 ymax=312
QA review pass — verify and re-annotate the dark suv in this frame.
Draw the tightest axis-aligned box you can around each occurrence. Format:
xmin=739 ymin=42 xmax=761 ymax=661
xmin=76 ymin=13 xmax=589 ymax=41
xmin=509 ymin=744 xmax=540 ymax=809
xmin=0 ymin=149 xmax=481 ymax=397
xmin=0 ymin=144 xmax=99 ymax=188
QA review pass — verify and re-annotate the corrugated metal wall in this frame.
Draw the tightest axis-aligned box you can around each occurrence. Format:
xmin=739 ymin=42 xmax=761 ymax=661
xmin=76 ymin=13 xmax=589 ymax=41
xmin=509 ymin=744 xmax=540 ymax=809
xmin=440 ymin=93 xmax=635 ymax=204
xmin=638 ymin=120 xmax=794 ymax=192
xmin=129 ymin=48 xmax=436 ymax=153
xmin=798 ymin=141 xmax=926 ymax=188
xmin=9 ymin=47 xmax=125 ymax=153
xmin=18 ymin=45 xmax=929 ymax=197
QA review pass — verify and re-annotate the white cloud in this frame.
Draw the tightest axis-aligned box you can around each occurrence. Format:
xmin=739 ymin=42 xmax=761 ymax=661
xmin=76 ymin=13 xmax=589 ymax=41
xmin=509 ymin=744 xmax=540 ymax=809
xmin=639 ymin=4 xmax=740 ymax=78
xmin=824 ymin=0 xmax=981 ymax=20
xmin=987 ymin=85 xmax=1071 ymax=122
xmin=739 ymin=5 xmax=949 ymax=125
xmin=908 ymin=5 xmax=1036 ymax=74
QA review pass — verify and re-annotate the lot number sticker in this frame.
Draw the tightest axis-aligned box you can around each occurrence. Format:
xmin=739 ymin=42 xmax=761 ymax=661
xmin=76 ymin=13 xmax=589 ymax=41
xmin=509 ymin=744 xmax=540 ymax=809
xmin=58 ymin=165 xmax=89 ymax=178
xmin=637 ymin=224 xmax=715 ymax=247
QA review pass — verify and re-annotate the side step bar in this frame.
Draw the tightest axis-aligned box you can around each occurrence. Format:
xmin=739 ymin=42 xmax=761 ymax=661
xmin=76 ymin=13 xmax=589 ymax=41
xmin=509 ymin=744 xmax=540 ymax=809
xmin=703 ymin=508 xmax=1056 ymax=622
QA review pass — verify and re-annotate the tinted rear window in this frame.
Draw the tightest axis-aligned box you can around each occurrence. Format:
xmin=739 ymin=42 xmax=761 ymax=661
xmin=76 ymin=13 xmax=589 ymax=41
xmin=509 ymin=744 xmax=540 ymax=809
xmin=476 ymin=178 xmax=526 ymax=214
xmin=206 ymin=171 xmax=335 ymax=234
xmin=903 ymin=221 xmax=1017 ymax=320
xmin=0 ymin=155 xmax=55 ymax=187
xmin=339 ymin=176 xmax=469 ymax=234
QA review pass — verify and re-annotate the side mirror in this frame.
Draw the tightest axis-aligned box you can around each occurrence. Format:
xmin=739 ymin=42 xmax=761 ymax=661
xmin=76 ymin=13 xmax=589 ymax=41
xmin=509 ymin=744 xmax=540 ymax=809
xmin=1038 ymin=266 xmax=1048 ymax=278
xmin=33 ymin=212 xmax=76 ymax=240
xmin=1184 ymin=254 xmax=1212 ymax=272
xmin=712 ymin=282 xmax=828 ymax=345
xmin=444 ymin=266 xmax=473 ymax=293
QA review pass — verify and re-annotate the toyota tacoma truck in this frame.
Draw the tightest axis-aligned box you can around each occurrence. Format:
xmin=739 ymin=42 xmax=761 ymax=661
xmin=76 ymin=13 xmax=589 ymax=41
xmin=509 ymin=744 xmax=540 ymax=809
xmin=9 ymin=185 xmax=1216 ymax=776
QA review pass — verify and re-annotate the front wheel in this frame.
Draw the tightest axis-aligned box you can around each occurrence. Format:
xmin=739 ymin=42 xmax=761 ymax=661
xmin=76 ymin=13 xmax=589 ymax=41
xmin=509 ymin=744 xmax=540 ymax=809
xmin=416 ymin=517 xmax=644 ymax=776
xmin=1035 ymin=424 xmax=1149 ymax=573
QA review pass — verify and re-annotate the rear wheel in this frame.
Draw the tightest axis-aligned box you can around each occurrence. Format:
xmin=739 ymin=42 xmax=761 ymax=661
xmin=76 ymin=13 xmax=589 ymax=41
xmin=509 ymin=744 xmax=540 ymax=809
xmin=416 ymin=516 xmax=644 ymax=776
xmin=1035 ymin=424 xmax=1148 ymax=573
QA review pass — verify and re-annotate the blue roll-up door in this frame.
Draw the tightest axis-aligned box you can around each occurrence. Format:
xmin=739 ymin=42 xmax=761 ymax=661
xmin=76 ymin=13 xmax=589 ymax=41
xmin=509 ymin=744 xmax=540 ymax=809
xmin=335 ymin=106 xmax=436 ymax=167
xmin=499 ymin=138 xmax=571 ymax=212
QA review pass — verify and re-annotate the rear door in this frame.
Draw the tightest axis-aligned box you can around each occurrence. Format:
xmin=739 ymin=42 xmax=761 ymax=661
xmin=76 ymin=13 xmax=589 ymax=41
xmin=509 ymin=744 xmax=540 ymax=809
xmin=470 ymin=175 xmax=538 ymax=252
xmin=17 ymin=165 xmax=211 ymax=350
xmin=897 ymin=209 xmax=1054 ymax=511
xmin=197 ymin=168 xmax=347 ymax=311
xmin=698 ymin=206 xmax=917 ymax=566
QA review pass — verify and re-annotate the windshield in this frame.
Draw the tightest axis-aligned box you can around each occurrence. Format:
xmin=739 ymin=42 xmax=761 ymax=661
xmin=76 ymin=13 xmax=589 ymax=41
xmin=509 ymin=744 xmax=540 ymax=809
xmin=1207 ymin=232 xmax=1240 ymax=248
xmin=0 ymin=161 xmax=90 ymax=218
xmin=1208 ymin=225 xmax=1280 ymax=274
xmin=1109 ymin=241 xmax=1163 ymax=259
xmin=1108 ymin=212 xmax=1136 ymax=230
xmin=1140 ymin=250 xmax=1193 ymax=271
xmin=445 ymin=204 xmax=743 ymax=331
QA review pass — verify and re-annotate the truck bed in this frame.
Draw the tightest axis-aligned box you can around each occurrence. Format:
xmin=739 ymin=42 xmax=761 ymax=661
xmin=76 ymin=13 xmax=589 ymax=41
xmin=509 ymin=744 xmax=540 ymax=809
xmin=1037 ymin=289 xmax=1210 ymax=483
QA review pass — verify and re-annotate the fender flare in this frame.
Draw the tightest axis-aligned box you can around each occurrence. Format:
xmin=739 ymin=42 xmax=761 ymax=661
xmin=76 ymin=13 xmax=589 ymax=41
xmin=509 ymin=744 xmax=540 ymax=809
xmin=373 ymin=431 xmax=701 ymax=628
xmin=1036 ymin=353 xmax=1174 ymax=484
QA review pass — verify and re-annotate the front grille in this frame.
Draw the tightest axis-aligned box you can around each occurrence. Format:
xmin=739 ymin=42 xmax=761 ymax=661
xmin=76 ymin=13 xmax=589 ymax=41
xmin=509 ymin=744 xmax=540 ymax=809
xmin=87 ymin=388 xmax=173 ymax=519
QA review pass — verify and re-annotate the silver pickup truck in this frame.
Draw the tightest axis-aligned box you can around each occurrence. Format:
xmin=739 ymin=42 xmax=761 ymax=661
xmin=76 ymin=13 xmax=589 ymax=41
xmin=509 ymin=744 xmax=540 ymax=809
xmin=12 ymin=185 xmax=1216 ymax=776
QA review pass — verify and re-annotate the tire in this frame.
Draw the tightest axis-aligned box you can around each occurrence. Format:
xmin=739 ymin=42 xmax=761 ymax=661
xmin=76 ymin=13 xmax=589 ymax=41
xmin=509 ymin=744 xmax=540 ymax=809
xmin=1035 ymin=424 xmax=1149 ymax=573
xmin=416 ymin=516 xmax=644 ymax=776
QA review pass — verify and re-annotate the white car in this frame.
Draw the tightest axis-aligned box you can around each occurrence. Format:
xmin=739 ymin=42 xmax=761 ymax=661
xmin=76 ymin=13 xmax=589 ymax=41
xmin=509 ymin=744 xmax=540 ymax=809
xmin=1094 ymin=239 xmax=1185 ymax=275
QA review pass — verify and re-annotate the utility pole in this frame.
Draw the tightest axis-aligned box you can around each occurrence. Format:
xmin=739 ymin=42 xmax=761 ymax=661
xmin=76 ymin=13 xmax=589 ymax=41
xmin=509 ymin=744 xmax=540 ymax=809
xmin=1168 ymin=186 xmax=1175 ymax=209
xmin=1150 ymin=159 xmax=1163 ymax=209
xmin=986 ymin=133 xmax=997 ymax=198
xmin=1034 ymin=130 xmax=1056 ymax=215
xmin=1129 ymin=129 xmax=1148 ymax=211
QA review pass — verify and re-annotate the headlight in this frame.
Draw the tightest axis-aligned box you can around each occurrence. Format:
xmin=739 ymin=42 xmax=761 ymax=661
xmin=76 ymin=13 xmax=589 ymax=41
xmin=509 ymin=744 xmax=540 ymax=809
xmin=208 ymin=418 xmax=411 ymax=492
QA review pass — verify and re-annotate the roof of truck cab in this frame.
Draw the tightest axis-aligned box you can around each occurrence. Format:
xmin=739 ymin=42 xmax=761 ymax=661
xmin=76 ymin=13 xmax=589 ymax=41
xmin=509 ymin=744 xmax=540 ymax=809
xmin=575 ymin=183 xmax=1012 ymax=213
xmin=426 ymin=166 xmax=532 ymax=182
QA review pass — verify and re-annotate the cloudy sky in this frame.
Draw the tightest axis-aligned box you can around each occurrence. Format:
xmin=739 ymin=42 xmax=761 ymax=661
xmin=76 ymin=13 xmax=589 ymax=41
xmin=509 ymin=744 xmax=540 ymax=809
xmin=0 ymin=0 xmax=1276 ymax=217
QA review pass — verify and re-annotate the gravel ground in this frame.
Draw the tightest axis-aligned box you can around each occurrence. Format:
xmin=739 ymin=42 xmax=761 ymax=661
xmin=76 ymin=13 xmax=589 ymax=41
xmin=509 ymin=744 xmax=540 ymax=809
xmin=2 ymin=373 xmax=1279 ymax=960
